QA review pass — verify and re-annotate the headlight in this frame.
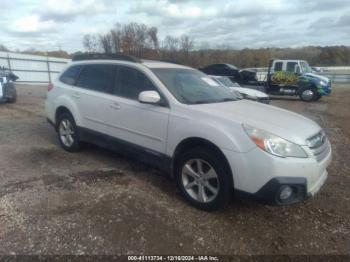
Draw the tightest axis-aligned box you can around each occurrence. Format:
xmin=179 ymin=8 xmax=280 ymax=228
xmin=243 ymin=124 xmax=308 ymax=158
xmin=320 ymin=80 xmax=327 ymax=86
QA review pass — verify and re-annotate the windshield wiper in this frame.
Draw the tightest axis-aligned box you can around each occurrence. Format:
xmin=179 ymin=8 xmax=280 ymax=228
xmin=191 ymin=98 xmax=236 ymax=104
xmin=191 ymin=99 xmax=214 ymax=104
xmin=216 ymin=98 xmax=237 ymax=102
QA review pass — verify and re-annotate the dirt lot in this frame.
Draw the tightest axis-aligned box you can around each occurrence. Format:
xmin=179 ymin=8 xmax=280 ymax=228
xmin=0 ymin=84 xmax=349 ymax=255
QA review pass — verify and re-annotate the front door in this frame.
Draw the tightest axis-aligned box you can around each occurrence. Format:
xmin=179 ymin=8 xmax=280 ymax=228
xmin=105 ymin=65 xmax=170 ymax=154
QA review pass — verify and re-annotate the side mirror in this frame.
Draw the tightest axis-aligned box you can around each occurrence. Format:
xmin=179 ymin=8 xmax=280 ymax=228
xmin=138 ymin=91 xmax=161 ymax=104
xmin=295 ymin=66 xmax=301 ymax=75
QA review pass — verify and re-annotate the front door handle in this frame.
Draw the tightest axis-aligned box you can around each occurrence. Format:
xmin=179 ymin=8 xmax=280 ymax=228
xmin=110 ymin=102 xmax=121 ymax=110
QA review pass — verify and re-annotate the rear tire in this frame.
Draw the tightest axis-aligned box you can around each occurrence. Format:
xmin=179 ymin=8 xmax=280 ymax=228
xmin=175 ymin=147 xmax=233 ymax=211
xmin=56 ymin=112 xmax=80 ymax=152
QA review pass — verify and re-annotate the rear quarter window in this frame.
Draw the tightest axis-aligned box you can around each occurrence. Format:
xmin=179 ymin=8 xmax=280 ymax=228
xmin=59 ymin=65 xmax=83 ymax=85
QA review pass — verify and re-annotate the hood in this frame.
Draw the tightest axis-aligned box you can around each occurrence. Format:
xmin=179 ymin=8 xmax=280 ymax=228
xmin=190 ymin=100 xmax=321 ymax=145
xmin=304 ymin=73 xmax=329 ymax=83
xmin=230 ymin=87 xmax=268 ymax=98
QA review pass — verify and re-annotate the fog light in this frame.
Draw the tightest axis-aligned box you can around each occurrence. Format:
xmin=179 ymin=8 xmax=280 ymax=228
xmin=279 ymin=186 xmax=293 ymax=200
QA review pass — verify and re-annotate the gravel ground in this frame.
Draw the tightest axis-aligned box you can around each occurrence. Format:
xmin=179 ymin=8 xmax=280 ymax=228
xmin=0 ymin=84 xmax=349 ymax=255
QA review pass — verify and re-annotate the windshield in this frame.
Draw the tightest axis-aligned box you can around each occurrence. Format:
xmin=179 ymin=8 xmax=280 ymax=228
xmin=300 ymin=61 xmax=312 ymax=74
xmin=152 ymin=68 xmax=240 ymax=104
xmin=215 ymin=77 xmax=240 ymax=87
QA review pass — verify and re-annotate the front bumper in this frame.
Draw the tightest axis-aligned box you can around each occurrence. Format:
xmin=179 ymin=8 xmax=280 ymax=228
xmin=236 ymin=171 xmax=328 ymax=205
xmin=222 ymin=143 xmax=332 ymax=205
xmin=318 ymin=84 xmax=332 ymax=96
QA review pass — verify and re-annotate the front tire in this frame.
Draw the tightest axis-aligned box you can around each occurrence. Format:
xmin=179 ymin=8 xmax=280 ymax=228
xmin=57 ymin=113 xmax=80 ymax=152
xmin=175 ymin=147 xmax=233 ymax=211
xmin=299 ymin=87 xmax=317 ymax=102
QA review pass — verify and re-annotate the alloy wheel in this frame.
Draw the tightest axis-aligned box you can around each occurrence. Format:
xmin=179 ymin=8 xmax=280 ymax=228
xmin=59 ymin=119 xmax=75 ymax=147
xmin=181 ymin=159 xmax=220 ymax=203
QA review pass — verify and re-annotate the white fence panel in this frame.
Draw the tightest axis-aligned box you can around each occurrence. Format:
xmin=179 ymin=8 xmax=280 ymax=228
xmin=0 ymin=58 xmax=8 ymax=68
xmin=49 ymin=62 xmax=68 ymax=72
xmin=0 ymin=51 xmax=70 ymax=83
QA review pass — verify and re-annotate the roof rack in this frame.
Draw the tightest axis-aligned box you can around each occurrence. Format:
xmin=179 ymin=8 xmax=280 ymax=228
xmin=72 ymin=53 xmax=141 ymax=63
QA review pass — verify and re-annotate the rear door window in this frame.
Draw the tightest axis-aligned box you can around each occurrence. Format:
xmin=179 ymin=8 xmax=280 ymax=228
xmin=114 ymin=66 xmax=157 ymax=100
xmin=59 ymin=65 xmax=83 ymax=85
xmin=76 ymin=64 xmax=116 ymax=93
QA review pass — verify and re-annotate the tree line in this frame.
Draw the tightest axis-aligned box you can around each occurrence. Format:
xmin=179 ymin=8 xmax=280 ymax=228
xmin=1 ymin=22 xmax=350 ymax=68
xmin=82 ymin=23 xmax=350 ymax=68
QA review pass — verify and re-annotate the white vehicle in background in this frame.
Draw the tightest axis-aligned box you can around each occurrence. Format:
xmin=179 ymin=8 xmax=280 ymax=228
xmin=210 ymin=75 xmax=270 ymax=104
xmin=0 ymin=68 xmax=17 ymax=103
xmin=45 ymin=53 xmax=332 ymax=211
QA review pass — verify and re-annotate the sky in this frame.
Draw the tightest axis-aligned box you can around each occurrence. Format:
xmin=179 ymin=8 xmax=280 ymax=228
xmin=1 ymin=0 xmax=350 ymax=53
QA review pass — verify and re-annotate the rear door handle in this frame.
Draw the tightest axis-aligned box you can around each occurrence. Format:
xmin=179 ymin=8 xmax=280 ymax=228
xmin=110 ymin=102 xmax=121 ymax=110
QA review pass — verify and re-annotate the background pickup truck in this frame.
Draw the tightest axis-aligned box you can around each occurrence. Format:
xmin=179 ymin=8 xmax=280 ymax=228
xmin=260 ymin=59 xmax=332 ymax=102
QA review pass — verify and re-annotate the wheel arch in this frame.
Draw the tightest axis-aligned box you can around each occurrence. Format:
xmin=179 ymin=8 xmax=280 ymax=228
xmin=55 ymin=106 xmax=74 ymax=129
xmin=171 ymin=137 xmax=233 ymax=185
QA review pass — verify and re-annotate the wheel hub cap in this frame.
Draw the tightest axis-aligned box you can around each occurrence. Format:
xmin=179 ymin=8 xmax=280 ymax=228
xmin=59 ymin=119 xmax=75 ymax=147
xmin=302 ymin=90 xmax=314 ymax=101
xmin=181 ymin=159 xmax=219 ymax=203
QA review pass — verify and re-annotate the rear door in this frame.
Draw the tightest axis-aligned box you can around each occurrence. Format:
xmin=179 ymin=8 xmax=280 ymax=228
xmin=105 ymin=65 xmax=170 ymax=154
xmin=74 ymin=64 xmax=116 ymax=135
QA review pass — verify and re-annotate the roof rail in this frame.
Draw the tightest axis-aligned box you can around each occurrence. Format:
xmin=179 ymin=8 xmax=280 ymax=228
xmin=72 ymin=53 xmax=141 ymax=63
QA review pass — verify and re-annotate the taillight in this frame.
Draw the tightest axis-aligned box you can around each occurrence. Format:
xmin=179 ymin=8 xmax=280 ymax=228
xmin=48 ymin=83 xmax=54 ymax=92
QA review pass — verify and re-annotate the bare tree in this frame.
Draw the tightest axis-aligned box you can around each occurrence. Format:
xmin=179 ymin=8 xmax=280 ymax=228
xmin=180 ymin=35 xmax=194 ymax=53
xmin=82 ymin=34 xmax=99 ymax=52
xmin=99 ymin=34 xmax=113 ymax=53
xmin=110 ymin=29 xmax=121 ymax=53
xmin=148 ymin=27 xmax=159 ymax=50
xmin=180 ymin=35 xmax=194 ymax=63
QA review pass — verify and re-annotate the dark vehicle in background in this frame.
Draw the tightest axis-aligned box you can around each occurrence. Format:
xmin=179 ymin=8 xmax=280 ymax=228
xmin=199 ymin=64 xmax=256 ymax=84
xmin=0 ymin=68 xmax=17 ymax=103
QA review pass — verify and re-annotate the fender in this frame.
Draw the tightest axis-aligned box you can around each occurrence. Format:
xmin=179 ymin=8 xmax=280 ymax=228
xmin=166 ymin=111 xmax=255 ymax=157
xmin=298 ymin=74 xmax=331 ymax=96
xmin=55 ymin=94 xmax=82 ymax=126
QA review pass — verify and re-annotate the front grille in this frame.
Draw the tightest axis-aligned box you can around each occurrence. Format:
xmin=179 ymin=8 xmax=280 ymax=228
xmin=308 ymin=131 xmax=331 ymax=162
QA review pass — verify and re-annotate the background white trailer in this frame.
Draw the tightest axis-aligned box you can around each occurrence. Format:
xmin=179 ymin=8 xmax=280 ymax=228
xmin=0 ymin=51 xmax=70 ymax=84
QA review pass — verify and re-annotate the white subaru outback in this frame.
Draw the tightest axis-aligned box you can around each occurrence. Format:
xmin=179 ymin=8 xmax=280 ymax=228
xmin=45 ymin=54 xmax=332 ymax=211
